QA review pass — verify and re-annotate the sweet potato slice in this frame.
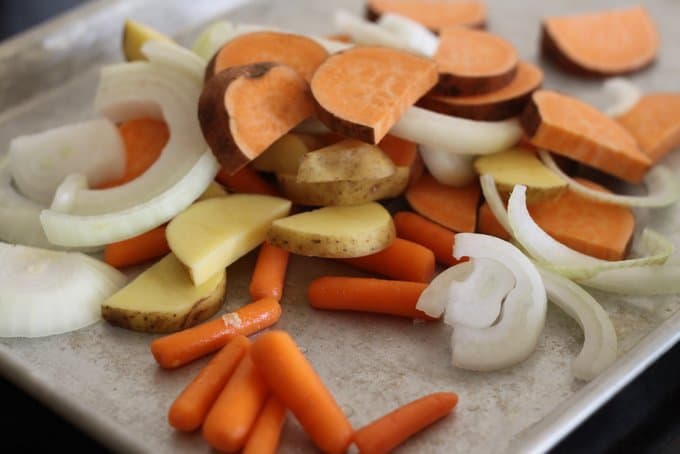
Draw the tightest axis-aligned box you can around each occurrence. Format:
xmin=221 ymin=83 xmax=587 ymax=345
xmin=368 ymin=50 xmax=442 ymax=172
xmin=520 ymin=90 xmax=650 ymax=183
xmin=406 ymin=173 xmax=480 ymax=232
xmin=478 ymin=178 xmax=634 ymax=261
xmin=198 ymin=63 xmax=315 ymax=175
xmin=433 ymin=27 xmax=518 ymax=96
xmin=365 ymin=0 xmax=486 ymax=31
xmin=311 ymin=46 xmax=438 ymax=144
xmin=378 ymin=134 xmax=424 ymax=185
xmin=541 ymin=6 xmax=659 ymax=76
xmin=616 ymin=93 xmax=680 ymax=164
xmin=418 ymin=61 xmax=543 ymax=120
xmin=205 ymin=31 xmax=329 ymax=83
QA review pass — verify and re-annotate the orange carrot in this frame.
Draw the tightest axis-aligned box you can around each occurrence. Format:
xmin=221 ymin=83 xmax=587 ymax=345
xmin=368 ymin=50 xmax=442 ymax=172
xmin=249 ymin=243 xmax=290 ymax=301
xmin=405 ymin=174 xmax=480 ymax=233
xmin=476 ymin=202 xmax=511 ymax=240
xmin=340 ymin=238 xmax=435 ymax=283
xmin=393 ymin=211 xmax=463 ymax=267
xmin=199 ymin=63 xmax=315 ymax=175
xmin=150 ymin=297 xmax=281 ymax=369
xmin=366 ymin=0 xmax=487 ymax=31
xmin=308 ymin=277 xmax=434 ymax=320
xmin=311 ymin=46 xmax=438 ymax=144
xmin=103 ymin=225 xmax=169 ymax=268
xmin=419 ymin=61 xmax=543 ymax=121
xmin=216 ymin=165 xmax=280 ymax=197
xmin=434 ymin=27 xmax=518 ymax=96
xmin=521 ymin=90 xmax=651 ymax=183
xmin=168 ymin=335 xmax=251 ymax=432
xmin=96 ymin=118 xmax=168 ymax=188
xmin=352 ymin=392 xmax=459 ymax=454
xmin=250 ymin=330 xmax=353 ymax=454
xmin=202 ymin=354 xmax=270 ymax=453
xmin=542 ymin=6 xmax=659 ymax=77
xmin=242 ymin=396 xmax=287 ymax=454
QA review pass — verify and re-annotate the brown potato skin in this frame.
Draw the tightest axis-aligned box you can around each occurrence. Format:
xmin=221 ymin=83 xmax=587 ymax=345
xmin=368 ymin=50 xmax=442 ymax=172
xmin=101 ymin=275 xmax=227 ymax=334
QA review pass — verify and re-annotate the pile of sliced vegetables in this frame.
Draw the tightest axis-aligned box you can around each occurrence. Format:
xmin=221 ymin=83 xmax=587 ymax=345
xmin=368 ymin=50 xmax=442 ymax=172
xmin=2 ymin=2 xmax=680 ymax=452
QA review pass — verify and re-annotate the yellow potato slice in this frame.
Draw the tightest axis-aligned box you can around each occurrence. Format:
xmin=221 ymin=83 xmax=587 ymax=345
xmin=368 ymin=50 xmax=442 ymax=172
xmin=101 ymin=253 xmax=226 ymax=333
xmin=167 ymin=194 xmax=292 ymax=285
xmin=267 ymin=202 xmax=395 ymax=257
xmin=197 ymin=181 xmax=229 ymax=201
xmin=474 ymin=147 xmax=566 ymax=202
xmin=122 ymin=19 xmax=173 ymax=62
xmin=252 ymin=133 xmax=325 ymax=174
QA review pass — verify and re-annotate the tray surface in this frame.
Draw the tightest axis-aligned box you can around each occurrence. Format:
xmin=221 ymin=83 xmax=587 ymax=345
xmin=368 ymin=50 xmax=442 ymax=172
xmin=1 ymin=1 xmax=680 ymax=453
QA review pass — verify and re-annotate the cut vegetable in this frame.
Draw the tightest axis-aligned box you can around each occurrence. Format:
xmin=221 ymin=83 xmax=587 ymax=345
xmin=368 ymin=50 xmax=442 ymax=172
xmin=8 ymin=119 xmax=125 ymax=205
xmin=474 ymin=147 xmax=567 ymax=203
xmin=521 ymin=90 xmax=650 ymax=183
xmin=393 ymin=211 xmax=462 ymax=267
xmin=577 ymin=264 xmax=680 ymax=296
xmin=166 ymin=194 xmax=291 ymax=286
xmin=0 ymin=242 xmax=126 ymax=338
xmin=249 ymin=243 xmax=290 ymax=301
xmin=541 ymin=6 xmax=659 ymax=76
xmin=416 ymin=261 xmax=474 ymax=319
xmin=40 ymin=151 xmax=220 ymax=247
xmin=616 ymin=92 xmax=680 ymax=163
xmin=539 ymin=150 xmax=680 ymax=208
xmin=267 ymin=203 xmax=395 ymax=258
xmin=206 ymin=31 xmax=329 ymax=83
xmin=191 ymin=20 xmax=236 ymax=61
xmin=103 ymin=225 xmax=169 ymax=269
xmin=419 ymin=61 xmax=543 ymax=121
xmin=101 ymin=253 xmax=226 ymax=334
xmin=366 ymin=0 xmax=487 ymax=31
xmin=538 ymin=267 xmax=617 ymax=381
xmin=216 ymin=165 xmax=280 ymax=197
xmin=197 ymin=181 xmax=229 ymax=201
xmin=122 ymin=19 xmax=173 ymax=62
xmin=199 ymin=62 xmax=315 ymax=175
xmin=602 ymin=77 xmax=641 ymax=118
xmin=419 ymin=146 xmax=476 ymax=187
xmin=252 ymin=133 xmax=321 ymax=174
xmin=242 ymin=396 xmax=287 ymax=454
xmin=378 ymin=134 xmax=423 ymax=185
xmin=334 ymin=10 xmax=425 ymax=55
xmin=433 ymin=27 xmax=518 ymax=96
xmin=296 ymin=139 xmax=396 ymax=183
xmin=311 ymin=46 xmax=438 ymax=144
xmin=377 ymin=12 xmax=440 ymax=56
xmin=406 ymin=173 xmax=480 ymax=232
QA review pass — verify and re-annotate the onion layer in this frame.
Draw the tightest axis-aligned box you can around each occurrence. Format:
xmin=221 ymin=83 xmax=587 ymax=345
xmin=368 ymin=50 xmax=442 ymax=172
xmin=420 ymin=146 xmax=477 ymax=187
xmin=602 ymin=77 xmax=641 ymax=117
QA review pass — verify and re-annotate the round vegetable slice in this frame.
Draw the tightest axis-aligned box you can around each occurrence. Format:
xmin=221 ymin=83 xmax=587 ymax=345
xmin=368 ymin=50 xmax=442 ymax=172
xmin=365 ymin=0 xmax=487 ymax=31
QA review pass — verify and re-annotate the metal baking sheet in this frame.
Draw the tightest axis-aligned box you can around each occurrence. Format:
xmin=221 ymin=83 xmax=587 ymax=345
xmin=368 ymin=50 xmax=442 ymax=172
xmin=1 ymin=0 xmax=680 ymax=452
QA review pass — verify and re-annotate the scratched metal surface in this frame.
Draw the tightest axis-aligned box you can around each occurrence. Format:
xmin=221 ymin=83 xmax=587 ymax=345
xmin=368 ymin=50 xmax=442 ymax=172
xmin=1 ymin=0 xmax=680 ymax=453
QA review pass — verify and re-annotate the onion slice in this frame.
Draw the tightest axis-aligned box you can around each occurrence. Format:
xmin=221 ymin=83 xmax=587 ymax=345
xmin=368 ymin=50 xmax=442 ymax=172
xmin=0 ymin=242 xmax=126 ymax=337
xmin=377 ymin=13 xmax=439 ymax=57
xmin=539 ymin=150 xmax=680 ymax=208
xmin=577 ymin=264 xmax=680 ymax=295
xmin=539 ymin=267 xmax=617 ymax=381
xmin=8 ymin=118 xmax=125 ymax=205
xmin=334 ymin=10 xmax=423 ymax=55
xmin=141 ymin=40 xmax=206 ymax=82
xmin=40 ymin=151 xmax=219 ymax=247
xmin=416 ymin=261 xmax=474 ymax=318
xmin=602 ymin=77 xmax=641 ymax=117
xmin=449 ymin=233 xmax=546 ymax=371
xmin=507 ymin=185 xmax=673 ymax=278
xmin=420 ymin=146 xmax=477 ymax=187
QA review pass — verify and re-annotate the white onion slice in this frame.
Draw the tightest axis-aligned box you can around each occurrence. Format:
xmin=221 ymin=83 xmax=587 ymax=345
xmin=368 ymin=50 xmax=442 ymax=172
xmin=417 ymin=261 xmax=474 ymax=318
xmin=377 ymin=13 xmax=439 ymax=57
xmin=141 ymin=40 xmax=206 ymax=82
xmin=445 ymin=258 xmax=515 ymax=328
xmin=577 ymin=264 xmax=680 ymax=295
xmin=508 ymin=185 xmax=673 ymax=278
xmin=420 ymin=146 xmax=477 ymax=187
xmin=479 ymin=174 xmax=512 ymax=235
xmin=334 ymin=10 xmax=421 ymax=55
xmin=539 ymin=267 xmax=617 ymax=381
xmin=602 ymin=77 xmax=641 ymax=117
xmin=539 ymin=150 xmax=680 ymax=208
xmin=8 ymin=118 xmax=125 ymax=205
xmin=52 ymin=45 xmax=205 ymax=215
xmin=40 ymin=151 xmax=219 ymax=247
xmin=449 ymin=233 xmax=547 ymax=371
xmin=0 ymin=242 xmax=126 ymax=337
xmin=391 ymin=107 xmax=522 ymax=155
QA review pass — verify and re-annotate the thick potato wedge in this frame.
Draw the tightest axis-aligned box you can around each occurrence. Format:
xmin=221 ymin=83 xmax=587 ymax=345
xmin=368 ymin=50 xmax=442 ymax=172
xmin=101 ymin=254 xmax=226 ymax=334
xmin=277 ymin=166 xmax=409 ymax=206
xmin=296 ymin=139 xmax=396 ymax=183
xmin=167 ymin=195 xmax=292 ymax=285
xmin=197 ymin=181 xmax=229 ymax=201
xmin=267 ymin=203 xmax=395 ymax=257
xmin=474 ymin=147 xmax=566 ymax=202
xmin=252 ymin=133 xmax=324 ymax=174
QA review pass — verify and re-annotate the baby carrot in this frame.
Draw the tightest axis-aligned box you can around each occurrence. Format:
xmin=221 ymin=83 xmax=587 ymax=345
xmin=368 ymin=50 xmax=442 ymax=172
xmin=202 ymin=354 xmax=270 ymax=453
xmin=250 ymin=330 xmax=353 ymax=454
xmin=353 ymin=392 xmax=459 ymax=454
xmin=168 ymin=335 xmax=250 ymax=432
xmin=216 ymin=165 xmax=280 ymax=197
xmin=242 ymin=396 xmax=287 ymax=454
xmin=308 ymin=277 xmax=433 ymax=320
xmin=393 ymin=211 xmax=463 ymax=267
xmin=340 ymin=238 xmax=435 ymax=283
xmin=103 ymin=225 xmax=169 ymax=268
xmin=150 ymin=297 xmax=281 ymax=369
xmin=249 ymin=243 xmax=290 ymax=301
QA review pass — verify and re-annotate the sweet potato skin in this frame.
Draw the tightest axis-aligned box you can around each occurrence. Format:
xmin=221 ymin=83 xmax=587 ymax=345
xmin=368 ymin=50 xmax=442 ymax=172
xmin=364 ymin=2 xmax=486 ymax=30
xmin=419 ymin=87 xmax=530 ymax=120
xmin=435 ymin=66 xmax=517 ymax=97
